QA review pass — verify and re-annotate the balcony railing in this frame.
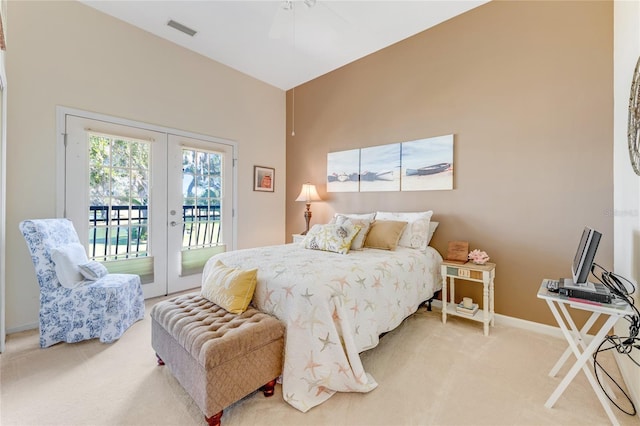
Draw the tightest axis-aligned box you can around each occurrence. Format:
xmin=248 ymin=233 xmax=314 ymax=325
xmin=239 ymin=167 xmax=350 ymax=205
xmin=89 ymin=205 xmax=221 ymax=260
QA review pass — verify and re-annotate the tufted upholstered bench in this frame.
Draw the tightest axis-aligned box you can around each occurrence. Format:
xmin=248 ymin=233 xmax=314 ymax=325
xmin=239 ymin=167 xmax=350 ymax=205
xmin=150 ymin=292 xmax=285 ymax=426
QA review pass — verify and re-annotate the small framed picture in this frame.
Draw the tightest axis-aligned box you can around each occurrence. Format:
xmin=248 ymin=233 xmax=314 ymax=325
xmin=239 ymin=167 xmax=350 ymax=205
xmin=254 ymin=166 xmax=275 ymax=192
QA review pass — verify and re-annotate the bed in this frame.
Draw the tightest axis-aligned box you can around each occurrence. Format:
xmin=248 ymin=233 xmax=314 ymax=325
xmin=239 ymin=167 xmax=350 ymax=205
xmin=203 ymin=232 xmax=443 ymax=412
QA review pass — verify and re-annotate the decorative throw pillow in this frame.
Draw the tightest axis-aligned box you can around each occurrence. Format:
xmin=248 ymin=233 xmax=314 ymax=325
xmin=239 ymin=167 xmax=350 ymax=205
xmin=78 ymin=261 xmax=109 ymax=281
xmin=50 ymin=243 xmax=89 ymax=288
xmin=375 ymin=211 xmax=433 ymax=250
xmin=363 ymin=220 xmax=408 ymax=251
xmin=201 ymin=260 xmax=258 ymax=314
xmin=334 ymin=214 xmax=372 ymax=250
xmin=303 ymin=222 xmax=362 ymax=254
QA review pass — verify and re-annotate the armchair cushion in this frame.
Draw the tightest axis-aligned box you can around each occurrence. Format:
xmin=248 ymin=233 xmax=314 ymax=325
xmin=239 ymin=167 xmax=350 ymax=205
xmin=50 ymin=242 xmax=89 ymax=288
xmin=79 ymin=261 xmax=109 ymax=281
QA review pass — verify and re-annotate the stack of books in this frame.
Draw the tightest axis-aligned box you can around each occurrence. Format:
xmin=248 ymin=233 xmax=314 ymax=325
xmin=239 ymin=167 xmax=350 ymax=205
xmin=456 ymin=302 xmax=479 ymax=317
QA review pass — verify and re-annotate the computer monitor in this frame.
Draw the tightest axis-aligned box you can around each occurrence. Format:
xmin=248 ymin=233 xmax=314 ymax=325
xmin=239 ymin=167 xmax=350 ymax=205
xmin=571 ymin=226 xmax=601 ymax=285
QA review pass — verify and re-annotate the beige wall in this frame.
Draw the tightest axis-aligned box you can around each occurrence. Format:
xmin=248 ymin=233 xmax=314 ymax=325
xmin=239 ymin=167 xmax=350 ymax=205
xmin=5 ymin=1 xmax=286 ymax=331
xmin=286 ymin=1 xmax=613 ymax=326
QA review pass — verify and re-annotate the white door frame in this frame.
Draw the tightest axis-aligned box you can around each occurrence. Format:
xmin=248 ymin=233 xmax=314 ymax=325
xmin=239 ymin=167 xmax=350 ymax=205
xmin=55 ymin=106 xmax=238 ymax=296
xmin=0 ymin=57 xmax=6 ymax=353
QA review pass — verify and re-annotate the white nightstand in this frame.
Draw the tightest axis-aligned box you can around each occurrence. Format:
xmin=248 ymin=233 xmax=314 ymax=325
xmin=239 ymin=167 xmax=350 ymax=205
xmin=292 ymin=234 xmax=305 ymax=244
xmin=441 ymin=260 xmax=496 ymax=336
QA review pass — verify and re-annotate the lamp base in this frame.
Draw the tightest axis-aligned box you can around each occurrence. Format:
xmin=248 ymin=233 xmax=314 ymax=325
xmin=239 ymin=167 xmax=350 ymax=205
xmin=302 ymin=204 xmax=312 ymax=235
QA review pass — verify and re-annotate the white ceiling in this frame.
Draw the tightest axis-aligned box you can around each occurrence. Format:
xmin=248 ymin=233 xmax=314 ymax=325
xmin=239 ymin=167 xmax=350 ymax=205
xmin=80 ymin=1 xmax=489 ymax=91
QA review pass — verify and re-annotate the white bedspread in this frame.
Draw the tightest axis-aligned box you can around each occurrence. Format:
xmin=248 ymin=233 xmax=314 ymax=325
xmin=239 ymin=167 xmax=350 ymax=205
xmin=205 ymin=243 xmax=442 ymax=412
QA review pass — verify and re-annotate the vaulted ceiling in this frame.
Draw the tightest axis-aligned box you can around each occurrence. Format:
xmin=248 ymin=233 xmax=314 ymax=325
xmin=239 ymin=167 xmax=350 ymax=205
xmin=80 ymin=1 xmax=489 ymax=90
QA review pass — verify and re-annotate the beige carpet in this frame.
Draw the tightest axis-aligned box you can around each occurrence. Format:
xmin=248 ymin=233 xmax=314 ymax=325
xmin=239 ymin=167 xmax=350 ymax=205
xmin=2 ymin=294 xmax=640 ymax=426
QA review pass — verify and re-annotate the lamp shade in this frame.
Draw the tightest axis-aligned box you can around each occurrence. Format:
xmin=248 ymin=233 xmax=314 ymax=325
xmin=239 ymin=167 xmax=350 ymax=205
xmin=295 ymin=183 xmax=321 ymax=202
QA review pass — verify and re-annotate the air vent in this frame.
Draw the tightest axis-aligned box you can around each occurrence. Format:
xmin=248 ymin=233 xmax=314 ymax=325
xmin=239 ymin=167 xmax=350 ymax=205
xmin=167 ymin=20 xmax=197 ymax=37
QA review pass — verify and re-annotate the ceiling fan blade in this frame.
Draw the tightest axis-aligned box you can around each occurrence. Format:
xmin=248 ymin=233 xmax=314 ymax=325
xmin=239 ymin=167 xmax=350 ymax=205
xmin=268 ymin=2 xmax=293 ymax=39
xmin=315 ymin=1 xmax=351 ymax=31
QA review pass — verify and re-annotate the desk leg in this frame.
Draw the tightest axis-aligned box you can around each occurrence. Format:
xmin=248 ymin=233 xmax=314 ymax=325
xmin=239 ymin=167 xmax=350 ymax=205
xmin=544 ymin=300 xmax=621 ymax=425
xmin=552 ymin=305 xmax=617 ymax=400
xmin=549 ymin=309 xmax=599 ymax=377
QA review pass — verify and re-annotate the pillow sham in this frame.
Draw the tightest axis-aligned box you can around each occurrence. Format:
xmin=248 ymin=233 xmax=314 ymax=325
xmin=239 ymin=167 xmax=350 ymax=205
xmin=363 ymin=220 xmax=407 ymax=251
xmin=329 ymin=212 xmax=376 ymax=223
xmin=303 ymin=222 xmax=361 ymax=254
xmin=201 ymin=259 xmax=258 ymax=314
xmin=78 ymin=261 xmax=109 ymax=281
xmin=375 ymin=211 xmax=433 ymax=250
xmin=50 ymin=243 xmax=89 ymax=288
xmin=427 ymin=221 xmax=439 ymax=245
xmin=334 ymin=214 xmax=372 ymax=250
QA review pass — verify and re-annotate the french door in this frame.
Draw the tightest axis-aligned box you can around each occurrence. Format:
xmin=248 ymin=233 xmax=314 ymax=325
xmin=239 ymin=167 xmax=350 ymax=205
xmin=166 ymin=134 xmax=233 ymax=293
xmin=62 ymin=110 xmax=235 ymax=298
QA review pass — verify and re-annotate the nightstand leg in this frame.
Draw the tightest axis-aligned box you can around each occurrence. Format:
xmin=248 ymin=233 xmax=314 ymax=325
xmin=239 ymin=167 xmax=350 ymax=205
xmin=483 ymin=280 xmax=489 ymax=336
xmin=490 ymin=272 xmax=495 ymax=327
xmin=441 ymin=272 xmax=448 ymax=324
xmin=450 ymin=277 xmax=456 ymax=311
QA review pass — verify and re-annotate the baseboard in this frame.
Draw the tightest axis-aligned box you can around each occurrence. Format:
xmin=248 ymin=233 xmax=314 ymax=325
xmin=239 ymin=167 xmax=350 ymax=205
xmin=6 ymin=322 xmax=38 ymax=335
xmin=4 ymin=304 xmax=590 ymax=341
xmin=430 ymin=299 xmax=569 ymax=340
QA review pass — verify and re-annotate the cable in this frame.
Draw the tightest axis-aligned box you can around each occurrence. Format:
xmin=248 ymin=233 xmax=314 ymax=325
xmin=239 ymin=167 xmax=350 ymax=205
xmin=593 ymin=335 xmax=638 ymax=416
xmin=587 ymin=264 xmax=640 ymax=415
xmin=592 ymin=263 xmax=640 ymax=341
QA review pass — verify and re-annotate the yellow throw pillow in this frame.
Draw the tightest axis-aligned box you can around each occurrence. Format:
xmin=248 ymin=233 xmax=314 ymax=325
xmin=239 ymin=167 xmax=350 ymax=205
xmin=201 ymin=260 xmax=257 ymax=314
xmin=364 ymin=220 xmax=408 ymax=250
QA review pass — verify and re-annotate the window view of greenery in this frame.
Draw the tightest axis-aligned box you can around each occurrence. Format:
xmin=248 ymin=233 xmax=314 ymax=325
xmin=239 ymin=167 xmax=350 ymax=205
xmin=89 ymin=134 xmax=150 ymax=261
xmin=182 ymin=149 xmax=223 ymax=249
xmin=88 ymin=135 xmax=224 ymax=262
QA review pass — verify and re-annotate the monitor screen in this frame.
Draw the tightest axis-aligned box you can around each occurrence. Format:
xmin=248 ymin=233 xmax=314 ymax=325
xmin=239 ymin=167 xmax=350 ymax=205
xmin=571 ymin=227 xmax=601 ymax=285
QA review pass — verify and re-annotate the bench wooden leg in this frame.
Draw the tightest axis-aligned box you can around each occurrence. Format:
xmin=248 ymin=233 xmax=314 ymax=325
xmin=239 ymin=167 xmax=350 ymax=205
xmin=260 ymin=379 xmax=277 ymax=397
xmin=205 ymin=411 xmax=222 ymax=426
xmin=156 ymin=354 xmax=165 ymax=366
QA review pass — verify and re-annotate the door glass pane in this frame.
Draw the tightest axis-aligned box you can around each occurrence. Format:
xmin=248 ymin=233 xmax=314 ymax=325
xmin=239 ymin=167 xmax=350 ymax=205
xmin=181 ymin=148 xmax=223 ymax=249
xmin=88 ymin=133 xmax=150 ymax=261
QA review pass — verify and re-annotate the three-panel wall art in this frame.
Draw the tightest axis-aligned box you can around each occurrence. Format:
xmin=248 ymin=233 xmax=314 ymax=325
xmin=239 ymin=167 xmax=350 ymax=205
xmin=327 ymin=134 xmax=454 ymax=192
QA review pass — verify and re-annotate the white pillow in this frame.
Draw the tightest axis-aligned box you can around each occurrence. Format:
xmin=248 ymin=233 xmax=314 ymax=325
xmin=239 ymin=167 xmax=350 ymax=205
xmin=50 ymin=243 xmax=89 ymax=288
xmin=329 ymin=212 xmax=376 ymax=223
xmin=427 ymin=221 xmax=439 ymax=245
xmin=334 ymin=214 xmax=372 ymax=250
xmin=375 ymin=211 xmax=433 ymax=250
xmin=78 ymin=261 xmax=109 ymax=281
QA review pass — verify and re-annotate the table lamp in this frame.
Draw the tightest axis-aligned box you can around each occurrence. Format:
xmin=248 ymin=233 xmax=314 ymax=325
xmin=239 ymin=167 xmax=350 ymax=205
xmin=295 ymin=183 xmax=322 ymax=235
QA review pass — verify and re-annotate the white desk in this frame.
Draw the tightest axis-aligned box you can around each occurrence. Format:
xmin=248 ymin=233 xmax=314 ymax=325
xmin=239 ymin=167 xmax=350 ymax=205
xmin=537 ymin=282 xmax=634 ymax=426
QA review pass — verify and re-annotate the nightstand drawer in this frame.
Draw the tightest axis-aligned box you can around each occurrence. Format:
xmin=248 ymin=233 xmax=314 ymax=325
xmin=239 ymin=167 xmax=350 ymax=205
xmin=446 ymin=266 xmax=483 ymax=280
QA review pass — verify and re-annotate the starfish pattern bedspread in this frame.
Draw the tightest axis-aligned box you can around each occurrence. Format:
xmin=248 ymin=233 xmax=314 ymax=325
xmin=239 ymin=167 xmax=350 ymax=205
xmin=205 ymin=243 xmax=442 ymax=412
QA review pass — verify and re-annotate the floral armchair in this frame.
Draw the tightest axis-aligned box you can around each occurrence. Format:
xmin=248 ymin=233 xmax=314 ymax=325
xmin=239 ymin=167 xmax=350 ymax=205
xmin=20 ymin=218 xmax=145 ymax=348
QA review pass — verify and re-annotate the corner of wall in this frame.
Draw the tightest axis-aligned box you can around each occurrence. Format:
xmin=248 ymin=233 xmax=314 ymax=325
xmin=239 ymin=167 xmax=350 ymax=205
xmin=613 ymin=0 xmax=640 ymax=408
